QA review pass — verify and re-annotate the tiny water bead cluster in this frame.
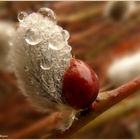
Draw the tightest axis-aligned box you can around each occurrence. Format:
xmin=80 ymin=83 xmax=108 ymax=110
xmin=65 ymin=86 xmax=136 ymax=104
xmin=14 ymin=7 xmax=72 ymax=105
xmin=11 ymin=8 xmax=99 ymax=130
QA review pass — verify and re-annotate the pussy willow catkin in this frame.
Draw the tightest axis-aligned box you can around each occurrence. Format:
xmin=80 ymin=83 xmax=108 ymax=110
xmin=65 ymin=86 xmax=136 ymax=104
xmin=10 ymin=7 xmax=99 ymax=131
xmin=10 ymin=8 xmax=75 ymax=131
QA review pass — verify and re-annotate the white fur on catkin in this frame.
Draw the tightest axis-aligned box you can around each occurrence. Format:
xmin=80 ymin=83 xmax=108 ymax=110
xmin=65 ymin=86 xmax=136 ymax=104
xmin=10 ymin=8 xmax=76 ymax=131
xmin=107 ymin=51 xmax=140 ymax=86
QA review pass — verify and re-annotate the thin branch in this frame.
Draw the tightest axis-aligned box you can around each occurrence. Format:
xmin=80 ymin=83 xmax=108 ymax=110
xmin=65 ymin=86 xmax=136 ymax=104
xmin=52 ymin=76 xmax=140 ymax=138
xmin=57 ymin=5 xmax=104 ymax=23
xmin=9 ymin=112 xmax=62 ymax=139
xmin=71 ymin=93 xmax=140 ymax=138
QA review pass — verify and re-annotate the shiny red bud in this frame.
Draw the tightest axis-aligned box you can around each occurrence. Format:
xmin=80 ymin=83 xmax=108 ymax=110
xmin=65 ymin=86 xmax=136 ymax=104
xmin=62 ymin=58 xmax=99 ymax=109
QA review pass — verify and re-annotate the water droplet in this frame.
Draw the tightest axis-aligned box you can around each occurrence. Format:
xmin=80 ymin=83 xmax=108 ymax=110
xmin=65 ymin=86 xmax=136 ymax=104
xmin=25 ymin=28 xmax=42 ymax=45
xmin=48 ymin=42 xmax=56 ymax=50
xmin=62 ymin=30 xmax=70 ymax=41
xmin=48 ymin=41 xmax=64 ymax=50
xmin=18 ymin=11 xmax=28 ymax=22
xmin=40 ymin=64 xmax=51 ymax=70
xmin=24 ymin=66 xmax=29 ymax=72
xmin=60 ymin=45 xmax=72 ymax=55
xmin=66 ymin=45 xmax=72 ymax=52
xmin=40 ymin=60 xmax=52 ymax=70
xmin=38 ymin=7 xmax=56 ymax=23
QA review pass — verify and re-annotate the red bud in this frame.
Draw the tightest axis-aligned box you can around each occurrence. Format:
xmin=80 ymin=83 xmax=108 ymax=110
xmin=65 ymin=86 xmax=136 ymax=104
xmin=62 ymin=58 xmax=99 ymax=109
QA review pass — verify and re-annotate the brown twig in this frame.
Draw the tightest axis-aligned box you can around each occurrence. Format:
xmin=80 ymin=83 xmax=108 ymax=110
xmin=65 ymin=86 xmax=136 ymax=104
xmin=71 ymin=93 xmax=140 ymax=138
xmin=9 ymin=112 xmax=61 ymax=139
xmin=52 ymin=76 xmax=140 ymax=138
xmin=57 ymin=4 xmax=104 ymax=23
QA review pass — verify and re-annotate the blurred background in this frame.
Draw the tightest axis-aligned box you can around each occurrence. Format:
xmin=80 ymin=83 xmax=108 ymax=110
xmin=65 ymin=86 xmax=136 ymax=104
xmin=0 ymin=1 xmax=140 ymax=139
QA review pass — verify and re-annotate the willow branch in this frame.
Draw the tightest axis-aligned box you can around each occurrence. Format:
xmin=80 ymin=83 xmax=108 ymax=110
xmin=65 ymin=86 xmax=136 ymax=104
xmin=53 ymin=76 xmax=140 ymax=138
xmin=57 ymin=5 xmax=104 ymax=23
xmin=71 ymin=93 xmax=140 ymax=138
xmin=9 ymin=112 xmax=61 ymax=139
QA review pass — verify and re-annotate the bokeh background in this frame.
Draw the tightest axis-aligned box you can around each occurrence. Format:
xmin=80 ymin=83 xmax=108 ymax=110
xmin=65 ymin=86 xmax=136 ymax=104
xmin=0 ymin=1 xmax=140 ymax=138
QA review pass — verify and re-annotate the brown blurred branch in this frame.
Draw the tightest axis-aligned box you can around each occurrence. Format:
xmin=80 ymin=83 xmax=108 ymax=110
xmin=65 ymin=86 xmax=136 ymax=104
xmin=52 ymin=76 xmax=140 ymax=138
xmin=71 ymin=93 xmax=140 ymax=138
xmin=9 ymin=112 xmax=61 ymax=139
xmin=89 ymin=10 xmax=140 ymax=58
xmin=70 ymin=20 xmax=108 ymax=43
xmin=57 ymin=4 xmax=104 ymax=23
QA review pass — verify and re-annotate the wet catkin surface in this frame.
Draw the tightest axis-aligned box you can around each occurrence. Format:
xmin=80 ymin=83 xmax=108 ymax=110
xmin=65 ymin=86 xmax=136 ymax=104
xmin=0 ymin=1 xmax=140 ymax=138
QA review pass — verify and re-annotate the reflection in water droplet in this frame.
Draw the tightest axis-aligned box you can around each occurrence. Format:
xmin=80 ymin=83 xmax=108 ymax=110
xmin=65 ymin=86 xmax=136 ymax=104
xmin=40 ymin=64 xmax=51 ymax=70
xmin=38 ymin=7 xmax=56 ymax=23
xmin=48 ymin=42 xmax=57 ymax=50
xmin=48 ymin=41 xmax=64 ymax=51
xmin=40 ymin=60 xmax=52 ymax=70
xmin=62 ymin=30 xmax=70 ymax=41
xmin=25 ymin=28 xmax=42 ymax=45
xmin=18 ymin=12 xmax=28 ymax=22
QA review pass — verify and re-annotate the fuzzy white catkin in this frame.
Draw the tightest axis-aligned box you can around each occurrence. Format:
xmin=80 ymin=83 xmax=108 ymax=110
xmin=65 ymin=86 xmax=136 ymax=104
xmin=104 ymin=1 xmax=135 ymax=21
xmin=107 ymin=51 xmax=140 ymax=86
xmin=10 ymin=8 xmax=76 ymax=131
xmin=0 ymin=21 xmax=15 ymax=71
